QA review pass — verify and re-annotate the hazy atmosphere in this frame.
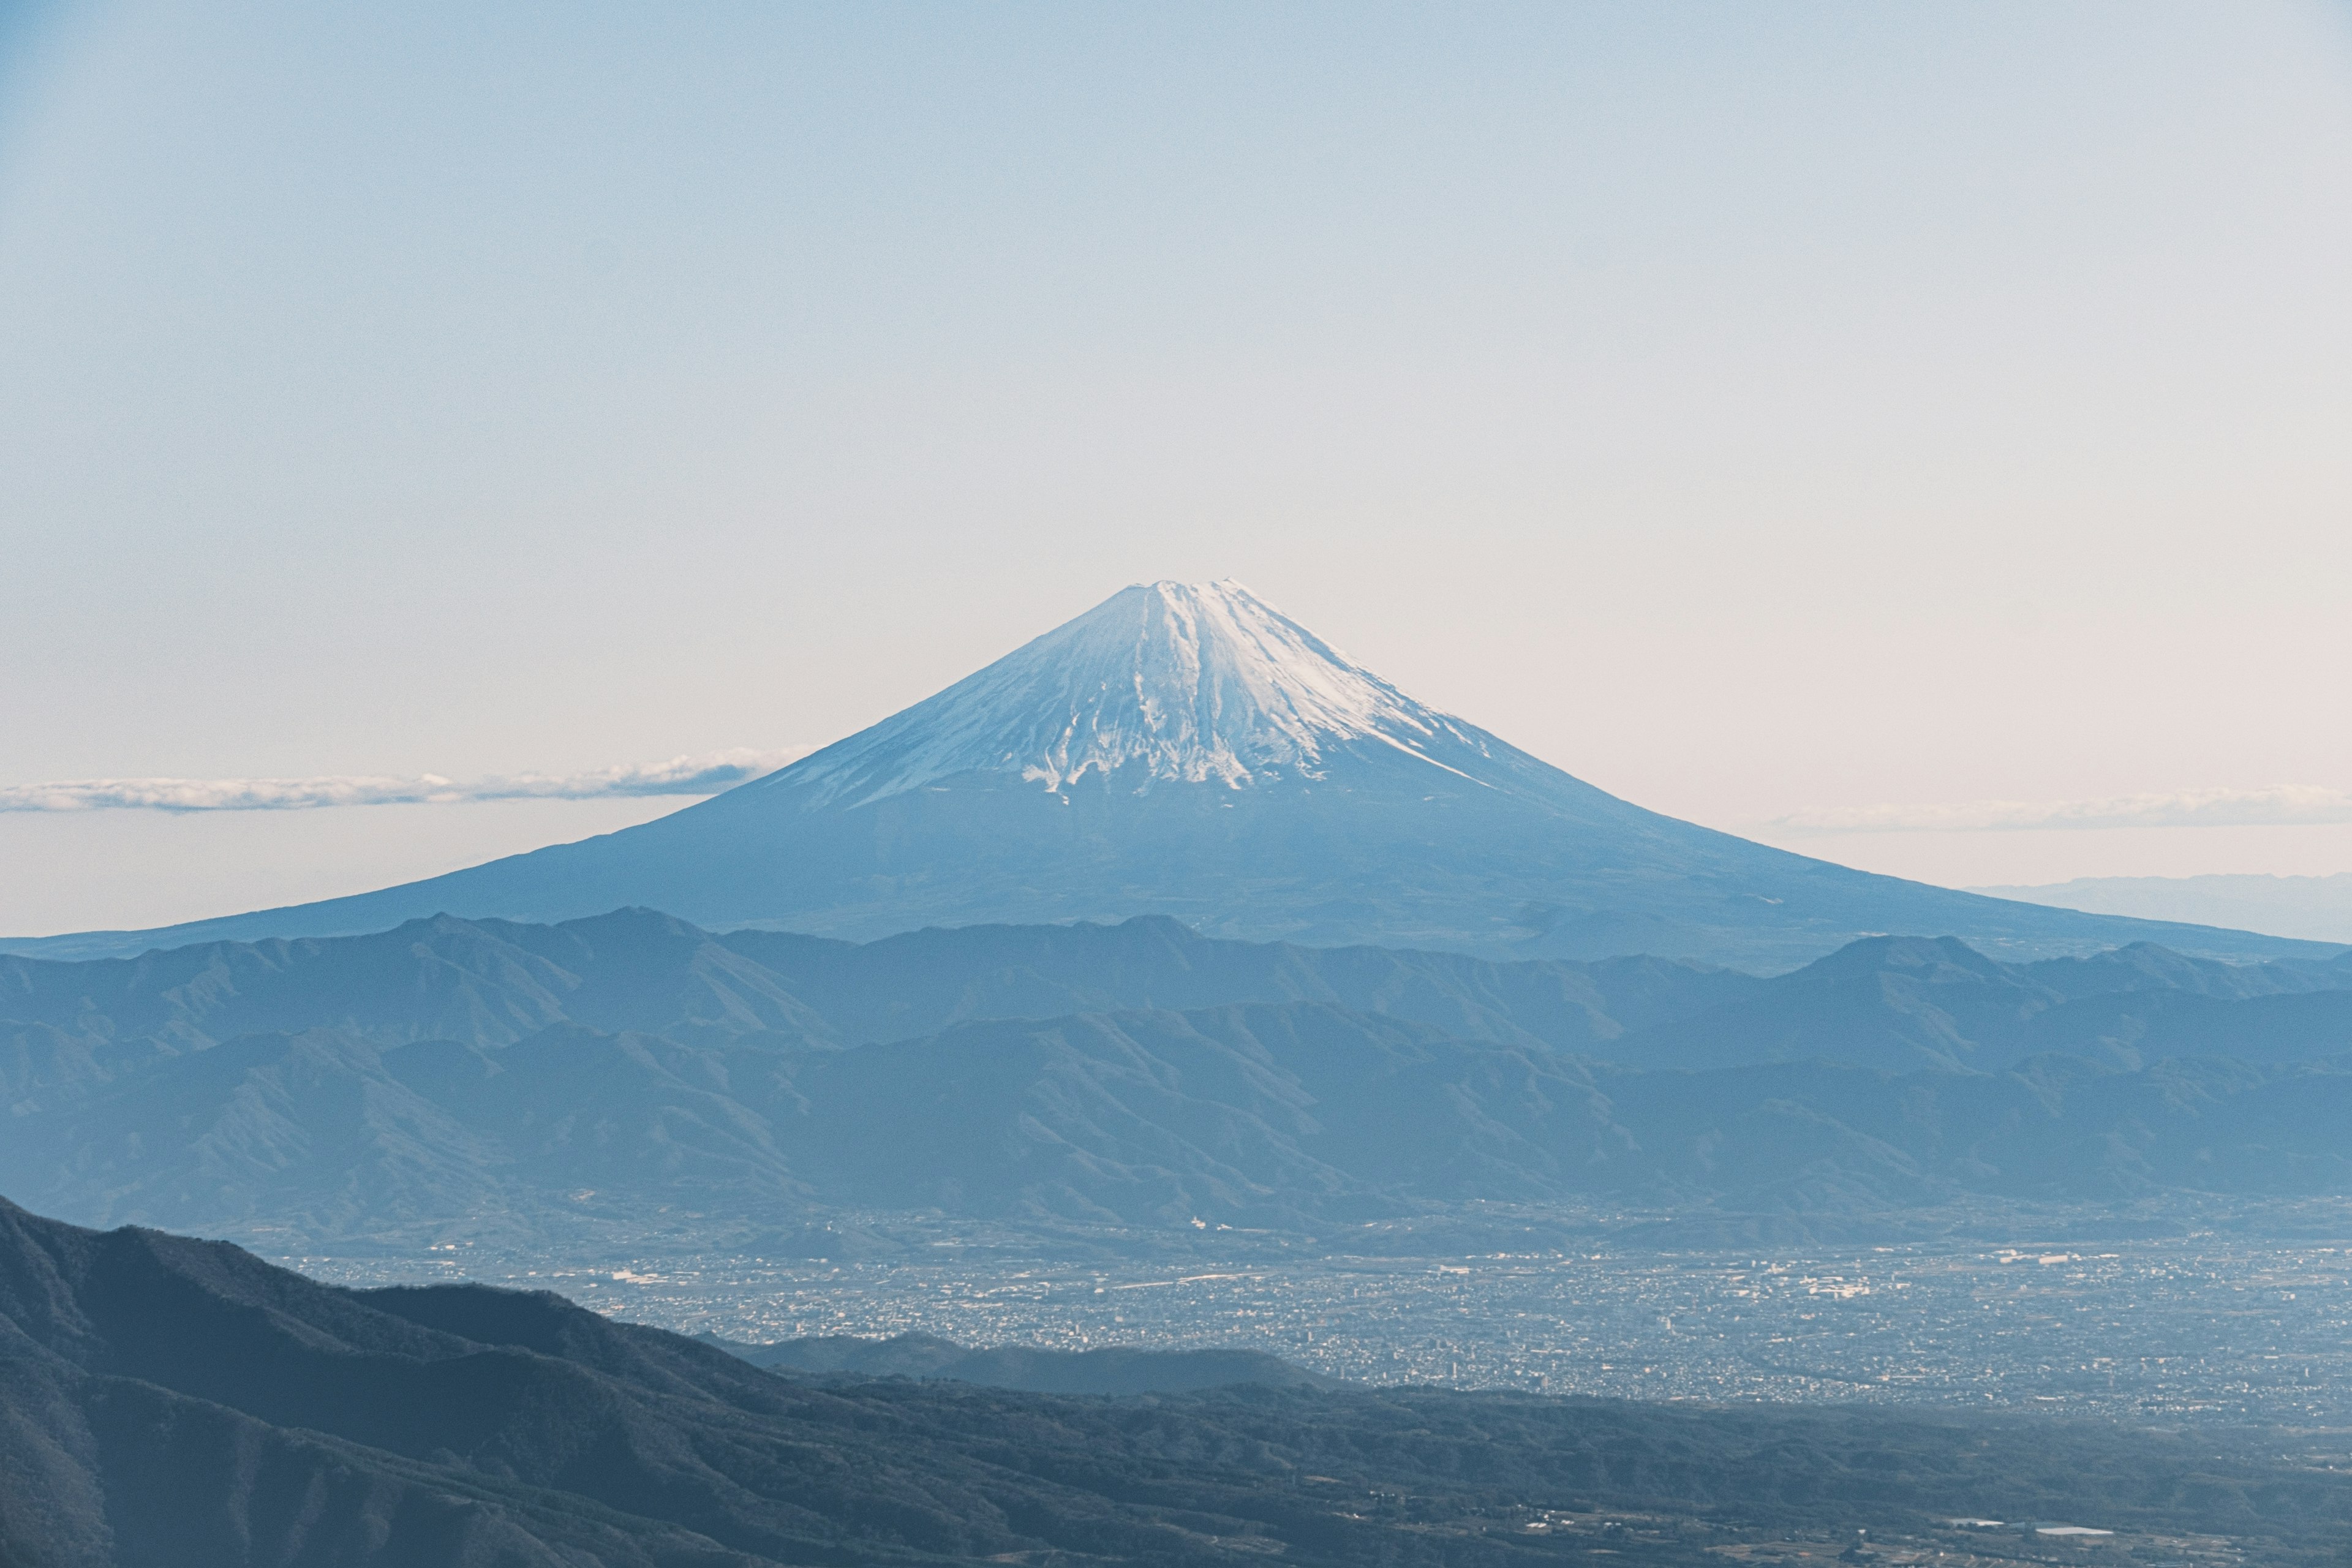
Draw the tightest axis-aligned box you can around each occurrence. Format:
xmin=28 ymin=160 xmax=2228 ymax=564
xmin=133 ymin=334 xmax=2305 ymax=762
xmin=8 ymin=10 xmax=2352 ymax=1566
xmin=6 ymin=1 xmax=2352 ymax=935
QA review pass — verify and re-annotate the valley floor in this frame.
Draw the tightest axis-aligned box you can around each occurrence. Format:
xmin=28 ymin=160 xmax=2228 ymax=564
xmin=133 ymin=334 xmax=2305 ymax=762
xmin=274 ymin=1199 xmax=2352 ymax=1431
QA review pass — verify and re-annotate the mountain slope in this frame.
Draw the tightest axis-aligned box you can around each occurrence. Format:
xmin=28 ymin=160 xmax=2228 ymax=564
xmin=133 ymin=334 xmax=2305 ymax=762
xmin=9 ymin=581 xmax=2331 ymax=969
xmin=13 ymin=992 xmax=2352 ymax=1242
xmin=715 ymin=913 xmax=1760 ymax=1047
xmin=1620 ymin=935 xmax=2352 ymax=1073
xmin=8 ymin=908 xmax=2336 ymax=1087
xmin=10 ymin=911 xmax=2351 ymax=1240
xmin=0 ymin=909 xmax=1755 ymax=1067
xmin=713 ymin=1330 xmax=1336 ymax=1395
xmin=0 ymin=907 xmax=832 ymax=1061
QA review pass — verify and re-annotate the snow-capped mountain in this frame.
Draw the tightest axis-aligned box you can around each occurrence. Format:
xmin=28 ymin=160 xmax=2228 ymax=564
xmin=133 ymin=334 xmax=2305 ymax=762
xmin=7 ymin=582 xmax=2324 ymax=970
xmin=766 ymin=580 xmax=1500 ymax=806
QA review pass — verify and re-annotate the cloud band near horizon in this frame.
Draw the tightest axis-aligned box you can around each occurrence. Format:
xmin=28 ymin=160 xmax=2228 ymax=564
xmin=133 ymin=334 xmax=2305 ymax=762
xmin=1771 ymin=785 xmax=2352 ymax=834
xmin=0 ymin=749 xmax=807 ymax=813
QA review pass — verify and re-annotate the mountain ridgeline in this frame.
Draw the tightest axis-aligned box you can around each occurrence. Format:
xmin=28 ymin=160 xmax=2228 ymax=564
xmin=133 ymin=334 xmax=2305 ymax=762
xmin=6 ymin=908 xmax=2350 ymax=1242
xmin=7 ymin=581 xmax=2331 ymax=969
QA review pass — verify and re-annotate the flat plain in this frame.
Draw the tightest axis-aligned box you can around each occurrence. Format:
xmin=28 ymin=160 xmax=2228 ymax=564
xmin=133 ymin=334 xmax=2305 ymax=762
xmin=285 ymin=1207 xmax=2352 ymax=1431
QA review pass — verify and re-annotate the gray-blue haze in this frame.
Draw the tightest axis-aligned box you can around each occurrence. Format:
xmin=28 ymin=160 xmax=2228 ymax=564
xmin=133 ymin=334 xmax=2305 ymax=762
xmin=1979 ymin=873 xmax=2352 ymax=946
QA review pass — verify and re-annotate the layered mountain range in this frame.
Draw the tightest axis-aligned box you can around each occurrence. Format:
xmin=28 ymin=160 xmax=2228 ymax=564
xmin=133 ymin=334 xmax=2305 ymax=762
xmin=10 ymin=581 xmax=2330 ymax=969
xmin=8 ymin=910 xmax=2350 ymax=1242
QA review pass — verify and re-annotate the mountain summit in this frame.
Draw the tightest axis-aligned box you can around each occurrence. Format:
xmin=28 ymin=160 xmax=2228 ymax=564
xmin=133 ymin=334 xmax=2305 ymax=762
xmin=7 ymin=582 xmax=2325 ymax=969
xmin=774 ymin=579 xmax=1497 ymax=805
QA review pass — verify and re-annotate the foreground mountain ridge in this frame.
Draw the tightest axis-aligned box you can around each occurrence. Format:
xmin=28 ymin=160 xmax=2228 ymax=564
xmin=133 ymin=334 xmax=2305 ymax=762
xmin=7 ymin=581 xmax=2330 ymax=968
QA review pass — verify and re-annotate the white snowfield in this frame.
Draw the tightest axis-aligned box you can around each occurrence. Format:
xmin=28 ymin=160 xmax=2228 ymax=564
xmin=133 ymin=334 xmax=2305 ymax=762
xmin=766 ymin=580 xmax=1501 ymax=808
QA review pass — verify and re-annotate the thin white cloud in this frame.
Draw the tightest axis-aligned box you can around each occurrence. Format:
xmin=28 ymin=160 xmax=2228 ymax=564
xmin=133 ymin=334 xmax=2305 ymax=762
xmin=0 ymin=748 xmax=808 ymax=813
xmin=1770 ymin=785 xmax=2352 ymax=834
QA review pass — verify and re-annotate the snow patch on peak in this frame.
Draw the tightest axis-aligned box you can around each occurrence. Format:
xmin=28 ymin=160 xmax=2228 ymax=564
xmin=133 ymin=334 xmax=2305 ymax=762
xmin=770 ymin=579 xmax=1496 ymax=807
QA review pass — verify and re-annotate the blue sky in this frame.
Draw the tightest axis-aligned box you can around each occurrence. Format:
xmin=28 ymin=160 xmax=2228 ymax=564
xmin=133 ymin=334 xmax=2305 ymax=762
xmin=2 ymin=2 xmax=2350 ymax=933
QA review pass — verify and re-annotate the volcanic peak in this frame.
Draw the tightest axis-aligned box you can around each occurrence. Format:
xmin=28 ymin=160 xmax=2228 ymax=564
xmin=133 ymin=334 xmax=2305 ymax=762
xmin=760 ymin=579 xmax=1496 ymax=806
